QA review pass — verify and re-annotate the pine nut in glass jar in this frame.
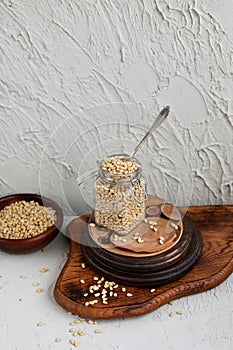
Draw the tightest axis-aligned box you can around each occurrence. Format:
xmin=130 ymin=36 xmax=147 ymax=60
xmin=95 ymin=154 xmax=147 ymax=235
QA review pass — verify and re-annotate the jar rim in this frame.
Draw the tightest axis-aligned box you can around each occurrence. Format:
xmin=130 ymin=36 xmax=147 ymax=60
xmin=99 ymin=153 xmax=142 ymax=183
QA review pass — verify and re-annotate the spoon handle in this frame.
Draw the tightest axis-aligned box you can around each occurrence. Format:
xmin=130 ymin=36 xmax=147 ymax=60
xmin=131 ymin=106 xmax=170 ymax=158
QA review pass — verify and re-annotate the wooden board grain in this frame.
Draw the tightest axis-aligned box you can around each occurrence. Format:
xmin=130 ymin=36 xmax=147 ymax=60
xmin=54 ymin=205 xmax=233 ymax=319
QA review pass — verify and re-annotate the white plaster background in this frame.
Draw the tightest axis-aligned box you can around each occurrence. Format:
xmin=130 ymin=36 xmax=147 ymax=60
xmin=0 ymin=0 xmax=233 ymax=214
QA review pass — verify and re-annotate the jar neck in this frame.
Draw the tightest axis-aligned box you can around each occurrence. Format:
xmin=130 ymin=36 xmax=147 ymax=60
xmin=99 ymin=167 xmax=142 ymax=185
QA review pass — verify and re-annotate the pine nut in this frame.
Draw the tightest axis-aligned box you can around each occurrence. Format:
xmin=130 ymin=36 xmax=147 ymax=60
xmin=20 ymin=275 xmax=27 ymax=279
xmin=170 ymin=222 xmax=179 ymax=230
xmin=32 ymin=282 xmax=39 ymax=286
xmin=40 ymin=268 xmax=49 ymax=273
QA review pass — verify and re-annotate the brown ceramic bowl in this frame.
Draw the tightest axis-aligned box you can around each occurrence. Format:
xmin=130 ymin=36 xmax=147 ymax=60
xmin=0 ymin=193 xmax=63 ymax=254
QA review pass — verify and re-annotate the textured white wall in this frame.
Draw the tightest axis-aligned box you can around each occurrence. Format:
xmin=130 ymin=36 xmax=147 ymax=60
xmin=0 ymin=0 xmax=233 ymax=214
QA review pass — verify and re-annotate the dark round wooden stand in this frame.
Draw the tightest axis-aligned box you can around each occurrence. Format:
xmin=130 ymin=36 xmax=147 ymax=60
xmin=81 ymin=216 xmax=203 ymax=288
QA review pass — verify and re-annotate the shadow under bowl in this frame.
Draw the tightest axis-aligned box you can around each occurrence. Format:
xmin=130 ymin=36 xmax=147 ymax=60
xmin=0 ymin=193 xmax=63 ymax=254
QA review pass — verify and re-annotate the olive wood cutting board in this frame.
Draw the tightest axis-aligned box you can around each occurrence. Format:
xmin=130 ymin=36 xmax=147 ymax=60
xmin=54 ymin=205 xmax=233 ymax=319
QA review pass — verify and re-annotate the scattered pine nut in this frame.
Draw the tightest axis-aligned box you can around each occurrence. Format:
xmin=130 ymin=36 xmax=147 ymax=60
xmin=67 ymin=311 xmax=72 ymax=315
xmin=70 ymin=322 xmax=75 ymax=326
xmin=176 ymin=311 xmax=183 ymax=315
xmin=83 ymin=293 xmax=88 ymax=297
xmin=32 ymin=282 xmax=39 ymax=286
xmin=153 ymin=227 xmax=158 ymax=232
xmin=41 ymin=249 xmax=47 ymax=254
xmin=37 ymin=322 xmax=44 ymax=327
xmin=168 ymin=301 xmax=174 ymax=306
xmin=80 ymin=279 xmax=85 ymax=284
xmin=112 ymin=234 xmax=119 ymax=241
xmin=63 ymin=252 xmax=68 ymax=257
xmin=81 ymin=263 xmax=86 ymax=269
xmin=122 ymin=287 xmax=126 ymax=292
xmin=170 ymin=222 xmax=179 ymax=230
xmin=70 ymin=339 xmax=78 ymax=347
xmin=169 ymin=312 xmax=174 ymax=317
xmin=20 ymin=275 xmax=27 ymax=279
xmin=40 ymin=268 xmax=49 ymax=273
xmin=126 ymin=293 xmax=133 ymax=297
xmin=89 ymin=222 xmax=95 ymax=227
xmin=36 ymin=288 xmax=43 ymax=293
xmin=77 ymin=330 xmax=85 ymax=336
xmin=55 ymin=338 xmax=61 ymax=343
xmin=85 ymin=302 xmax=89 ymax=306
xmin=88 ymin=320 xmax=96 ymax=325
xmin=75 ymin=320 xmax=81 ymax=324
xmin=93 ymin=276 xmax=99 ymax=281
xmin=143 ymin=218 xmax=147 ymax=223
xmin=150 ymin=288 xmax=156 ymax=293
xmin=95 ymin=329 xmax=103 ymax=334
xmin=69 ymin=328 xmax=75 ymax=333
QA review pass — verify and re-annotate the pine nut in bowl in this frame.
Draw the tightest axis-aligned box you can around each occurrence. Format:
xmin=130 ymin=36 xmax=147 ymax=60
xmin=0 ymin=193 xmax=63 ymax=254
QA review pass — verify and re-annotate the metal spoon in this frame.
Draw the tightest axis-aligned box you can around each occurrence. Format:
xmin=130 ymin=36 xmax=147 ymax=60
xmin=78 ymin=106 xmax=170 ymax=186
xmin=131 ymin=106 xmax=170 ymax=158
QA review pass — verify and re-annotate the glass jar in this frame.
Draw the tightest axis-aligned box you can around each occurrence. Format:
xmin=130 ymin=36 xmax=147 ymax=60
xmin=95 ymin=155 xmax=147 ymax=235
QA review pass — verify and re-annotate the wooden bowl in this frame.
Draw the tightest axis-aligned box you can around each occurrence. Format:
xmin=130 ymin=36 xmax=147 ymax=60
xmin=0 ymin=193 xmax=63 ymax=254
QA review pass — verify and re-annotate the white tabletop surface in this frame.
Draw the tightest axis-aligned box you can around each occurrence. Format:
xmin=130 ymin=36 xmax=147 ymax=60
xmin=1 ymin=231 xmax=232 ymax=350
